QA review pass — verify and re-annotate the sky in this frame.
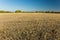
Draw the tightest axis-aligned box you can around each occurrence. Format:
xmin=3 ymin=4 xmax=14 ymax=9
xmin=0 ymin=0 xmax=60 ymax=11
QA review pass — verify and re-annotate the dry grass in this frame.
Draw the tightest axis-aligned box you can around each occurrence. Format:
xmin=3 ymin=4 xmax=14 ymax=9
xmin=0 ymin=13 xmax=60 ymax=40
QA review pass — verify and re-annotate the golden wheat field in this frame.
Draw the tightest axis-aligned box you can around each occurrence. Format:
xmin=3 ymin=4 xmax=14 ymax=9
xmin=0 ymin=13 xmax=60 ymax=40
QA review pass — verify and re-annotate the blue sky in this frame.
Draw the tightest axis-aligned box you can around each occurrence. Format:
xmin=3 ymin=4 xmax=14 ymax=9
xmin=0 ymin=0 xmax=60 ymax=11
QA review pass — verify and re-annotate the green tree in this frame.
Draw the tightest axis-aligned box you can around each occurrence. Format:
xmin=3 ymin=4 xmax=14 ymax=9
xmin=15 ymin=10 xmax=22 ymax=13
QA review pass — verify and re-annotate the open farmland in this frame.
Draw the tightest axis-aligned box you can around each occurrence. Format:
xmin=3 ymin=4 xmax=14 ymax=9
xmin=0 ymin=13 xmax=60 ymax=40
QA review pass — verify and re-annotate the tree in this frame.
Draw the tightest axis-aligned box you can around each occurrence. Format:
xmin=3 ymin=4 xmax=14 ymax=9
xmin=15 ymin=10 xmax=22 ymax=13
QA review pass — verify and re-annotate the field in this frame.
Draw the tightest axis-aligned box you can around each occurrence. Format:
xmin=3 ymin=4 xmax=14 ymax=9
xmin=0 ymin=13 xmax=60 ymax=40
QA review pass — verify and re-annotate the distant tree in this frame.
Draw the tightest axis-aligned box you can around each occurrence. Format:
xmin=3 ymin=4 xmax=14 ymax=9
xmin=15 ymin=10 xmax=22 ymax=13
xmin=0 ymin=10 xmax=12 ymax=13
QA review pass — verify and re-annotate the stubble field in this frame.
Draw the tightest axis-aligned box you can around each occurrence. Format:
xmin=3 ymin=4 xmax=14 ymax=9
xmin=0 ymin=13 xmax=60 ymax=40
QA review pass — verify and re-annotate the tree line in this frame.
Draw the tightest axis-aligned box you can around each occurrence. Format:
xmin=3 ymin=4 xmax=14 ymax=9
xmin=0 ymin=10 xmax=60 ymax=13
